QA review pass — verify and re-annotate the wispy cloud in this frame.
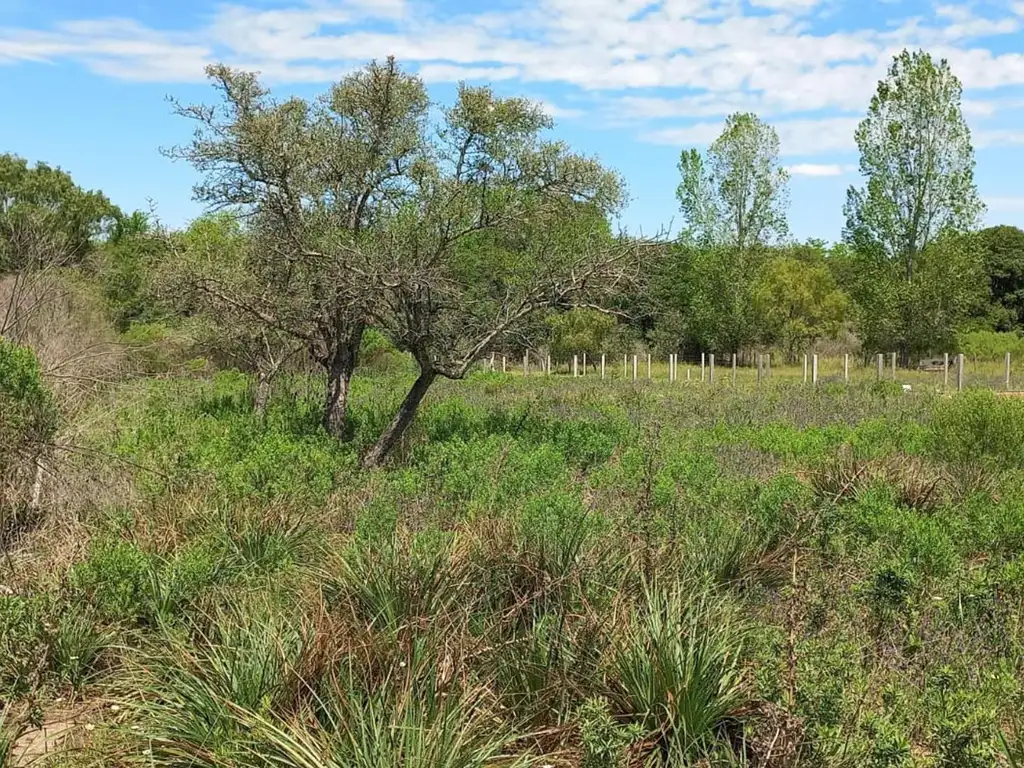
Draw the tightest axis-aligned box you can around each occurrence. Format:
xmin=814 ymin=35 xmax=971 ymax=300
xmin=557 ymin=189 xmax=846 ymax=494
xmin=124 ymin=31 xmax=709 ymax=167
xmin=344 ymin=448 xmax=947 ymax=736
xmin=786 ymin=163 xmax=857 ymax=177
xmin=1 ymin=0 xmax=1024 ymax=157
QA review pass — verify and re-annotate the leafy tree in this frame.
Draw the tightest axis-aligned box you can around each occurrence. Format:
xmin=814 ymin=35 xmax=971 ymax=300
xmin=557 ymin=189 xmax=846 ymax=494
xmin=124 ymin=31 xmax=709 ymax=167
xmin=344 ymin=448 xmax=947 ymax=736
xmin=843 ymin=50 xmax=983 ymax=281
xmin=0 ymin=154 xmax=118 ymax=269
xmin=651 ymin=243 xmax=762 ymax=355
xmin=92 ymin=210 xmax=173 ymax=331
xmin=676 ymin=113 xmax=789 ymax=250
xmin=976 ymin=225 xmax=1024 ymax=330
xmin=753 ymin=255 xmax=850 ymax=360
xmin=842 ymin=49 xmax=984 ymax=360
xmin=546 ymin=308 xmax=618 ymax=364
xmin=166 ymin=58 xmax=431 ymax=440
xmin=168 ymin=59 xmax=636 ymax=464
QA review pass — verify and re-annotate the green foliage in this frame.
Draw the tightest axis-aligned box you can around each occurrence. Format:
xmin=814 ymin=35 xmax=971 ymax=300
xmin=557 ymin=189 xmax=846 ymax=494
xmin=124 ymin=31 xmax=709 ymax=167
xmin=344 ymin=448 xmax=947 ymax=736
xmin=928 ymin=389 xmax=1024 ymax=471
xmin=956 ymin=329 xmax=1024 ymax=360
xmin=0 ymin=339 xmax=57 ymax=450
xmin=753 ymin=255 xmax=850 ymax=358
xmin=976 ymin=225 xmax=1024 ymax=330
xmin=844 ymin=49 xmax=983 ymax=270
xmin=676 ymin=112 xmax=789 ymax=250
xmin=92 ymin=210 xmax=171 ymax=330
xmin=612 ymin=585 xmax=748 ymax=764
xmin=546 ymin=308 xmax=618 ymax=361
xmin=0 ymin=153 xmax=118 ymax=268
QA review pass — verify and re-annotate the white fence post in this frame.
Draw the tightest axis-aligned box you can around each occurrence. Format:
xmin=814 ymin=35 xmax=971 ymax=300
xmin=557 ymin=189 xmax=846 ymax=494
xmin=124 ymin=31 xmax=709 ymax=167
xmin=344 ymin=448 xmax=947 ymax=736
xmin=701 ymin=353 xmax=706 ymax=382
xmin=844 ymin=354 xmax=849 ymax=383
xmin=502 ymin=355 xmax=507 ymax=374
xmin=601 ymin=353 xmax=606 ymax=380
xmin=573 ymin=354 xmax=578 ymax=378
xmin=646 ymin=354 xmax=651 ymax=380
xmin=546 ymin=355 xmax=551 ymax=375
xmin=958 ymin=353 xmax=965 ymax=391
xmin=943 ymin=352 xmax=949 ymax=390
xmin=757 ymin=354 xmax=763 ymax=386
xmin=523 ymin=353 xmax=528 ymax=376
xmin=623 ymin=354 xmax=627 ymax=379
xmin=709 ymin=354 xmax=715 ymax=384
xmin=803 ymin=354 xmax=808 ymax=384
xmin=812 ymin=354 xmax=819 ymax=386
xmin=1006 ymin=352 xmax=1012 ymax=390
xmin=876 ymin=353 xmax=883 ymax=381
xmin=766 ymin=353 xmax=771 ymax=378
xmin=632 ymin=354 xmax=638 ymax=381
xmin=732 ymin=353 xmax=737 ymax=384
xmin=582 ymin=352 xmax=587 ymax=376
xmin=490 ymin=352 xmax=495 ymax=371
xmin=890 ymin=352 xmax=897 ymax=381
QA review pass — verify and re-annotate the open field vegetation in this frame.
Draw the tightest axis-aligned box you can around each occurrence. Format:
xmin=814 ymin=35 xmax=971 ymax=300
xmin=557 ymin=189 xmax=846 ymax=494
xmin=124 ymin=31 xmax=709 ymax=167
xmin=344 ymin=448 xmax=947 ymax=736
xmin=3 ymin=45 xmax=1024 ymax=767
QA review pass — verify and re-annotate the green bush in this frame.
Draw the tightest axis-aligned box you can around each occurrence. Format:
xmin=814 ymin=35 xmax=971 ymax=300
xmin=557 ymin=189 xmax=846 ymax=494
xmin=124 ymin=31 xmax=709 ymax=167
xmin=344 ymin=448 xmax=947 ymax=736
xmin=929 ymin=390 xmax=1024 ymax=470
xmin=956 ymin=329 xmax=1024 ymax=361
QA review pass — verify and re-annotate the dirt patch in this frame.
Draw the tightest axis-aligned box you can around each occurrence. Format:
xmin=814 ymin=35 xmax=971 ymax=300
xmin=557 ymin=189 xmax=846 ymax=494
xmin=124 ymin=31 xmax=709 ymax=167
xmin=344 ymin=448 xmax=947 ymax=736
xmin=12 ymin=708 xmax=91 ymax=766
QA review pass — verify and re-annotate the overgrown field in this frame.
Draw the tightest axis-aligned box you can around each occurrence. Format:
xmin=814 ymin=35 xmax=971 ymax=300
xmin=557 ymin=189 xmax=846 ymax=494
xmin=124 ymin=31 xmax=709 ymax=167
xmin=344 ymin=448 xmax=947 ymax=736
xmin=4 ymin=371 xmax=1024 ymax=767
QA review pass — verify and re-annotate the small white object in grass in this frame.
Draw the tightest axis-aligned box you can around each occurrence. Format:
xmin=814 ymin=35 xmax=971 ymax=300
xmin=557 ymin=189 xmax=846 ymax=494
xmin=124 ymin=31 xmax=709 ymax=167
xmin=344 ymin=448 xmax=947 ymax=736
xmin=84 ymin=724 xmax=96 ymax=732
xmin=902 ymin=384 xmax=912 ymax=392
xmin=110 ymin=704 xmax=121 ymax=712
xmin=131 ymin=725 xmax=141 ymax=731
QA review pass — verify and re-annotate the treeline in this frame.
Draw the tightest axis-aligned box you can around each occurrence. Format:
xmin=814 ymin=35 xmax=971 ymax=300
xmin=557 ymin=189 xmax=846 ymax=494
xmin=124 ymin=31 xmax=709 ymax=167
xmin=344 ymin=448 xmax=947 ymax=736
xmin=3 ymin=50 xmax=1024 ymax=465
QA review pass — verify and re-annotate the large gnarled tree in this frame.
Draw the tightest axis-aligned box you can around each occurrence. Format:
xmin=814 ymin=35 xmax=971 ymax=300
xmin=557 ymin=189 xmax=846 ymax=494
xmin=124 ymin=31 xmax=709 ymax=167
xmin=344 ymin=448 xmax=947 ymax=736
xmin=167 ymin=58 xmax=639 ymax=465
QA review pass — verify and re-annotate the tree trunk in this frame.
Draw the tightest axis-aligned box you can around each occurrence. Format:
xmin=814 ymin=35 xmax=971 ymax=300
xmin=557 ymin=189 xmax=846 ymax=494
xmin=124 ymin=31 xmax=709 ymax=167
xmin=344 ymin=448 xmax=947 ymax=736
xmin=321 ymin=325 xmax=363 ymax=441
xmin=253 ymin=370 xmax=273 ymax=418
xmin=361 ymin=368 xmax=437 ymax=469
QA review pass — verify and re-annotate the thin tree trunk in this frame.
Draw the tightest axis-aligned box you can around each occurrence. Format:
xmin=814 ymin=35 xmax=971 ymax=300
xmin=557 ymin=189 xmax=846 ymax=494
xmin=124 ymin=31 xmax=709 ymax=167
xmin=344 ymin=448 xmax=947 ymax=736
xmin=321 ymin=324 xmax=363 ymax=441
xmin=253 ymin=371 xmax=273 ymax=418
xmin=361 ymin=368 xmax=437 ymax=468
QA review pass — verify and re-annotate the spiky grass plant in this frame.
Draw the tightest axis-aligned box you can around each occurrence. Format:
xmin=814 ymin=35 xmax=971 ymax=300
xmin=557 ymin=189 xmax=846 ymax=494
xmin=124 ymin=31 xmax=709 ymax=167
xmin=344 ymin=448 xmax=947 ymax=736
xmin=611 ymin=582 xmax=749 ymax=765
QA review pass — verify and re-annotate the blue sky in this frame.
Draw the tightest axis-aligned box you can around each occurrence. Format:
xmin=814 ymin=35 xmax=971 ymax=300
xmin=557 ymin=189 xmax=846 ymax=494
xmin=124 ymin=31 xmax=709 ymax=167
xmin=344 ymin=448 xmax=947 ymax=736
xmin=3 ymin=0 xmax=1024 ymax=243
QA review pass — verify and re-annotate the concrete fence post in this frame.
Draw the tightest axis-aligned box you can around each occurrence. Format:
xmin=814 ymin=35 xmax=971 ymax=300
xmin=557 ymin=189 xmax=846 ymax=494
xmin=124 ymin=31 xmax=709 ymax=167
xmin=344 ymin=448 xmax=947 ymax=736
xmin=890 ymin=352 xmax=897 ymax=381
xmin=732 ymin=353 xmax=737 ymax=384
xmin=943 ymin=353 xmax=949 ymax=390
xmin=646 ymin=354 xmax=652 ymax=380
xmin=876 ymin=353 xmax=883 ymax=381
xmin=766 ymin=353 xmax=772 ymax=378
xmin=812 ymin=354 xmax=819 ymax=385
xmin=502 ymin=355 xmax=507 ymax=374
xmin=1006 ymin=352 xmax=1012 ymax=390
xmin=957 ymin=353 xmax=965 ymax=391
xmin=582 ymin=353 xmax=587 ymax=376
xmin=601 ymin=353 xmax=606 ymax=380
xmin=844 ymin=354 xmax=849 ymax=383
xmin=632 ymin=354 xmax=638 ymax=381
xmin=490 ymin=352 xmax=495 ymax=371
xmin=803 ymin=354 xmax=808 ymax=384
xmin=701 ymin=353 xmax=706 ymax=382
xmin=546 ymin=355 xmax=551 ymax=375
xmin=523 ymin=353 xmax=528 ymax=376
xmin=757 ymin=353 xmax=763 ymax=386
xmin=623 ymin=354 xmax=627 ymax=379
xmin=573 ymin=354 xmax=578 ymax=378
xmin=709 ymin=354 xmax=716 ymax=384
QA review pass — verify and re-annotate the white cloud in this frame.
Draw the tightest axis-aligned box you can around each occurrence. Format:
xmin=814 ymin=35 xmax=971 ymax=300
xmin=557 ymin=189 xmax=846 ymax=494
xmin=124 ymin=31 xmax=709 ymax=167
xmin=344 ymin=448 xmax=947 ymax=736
xmin=646 ymin=116 xmax=861 ymax=155
xmin=1 ymin=0 xmax=1024 ymax=155
xmin=985 ymin=196 xmax=1024 ymax=212
xmin=786 ymin=163 xmax=856 ymax=176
